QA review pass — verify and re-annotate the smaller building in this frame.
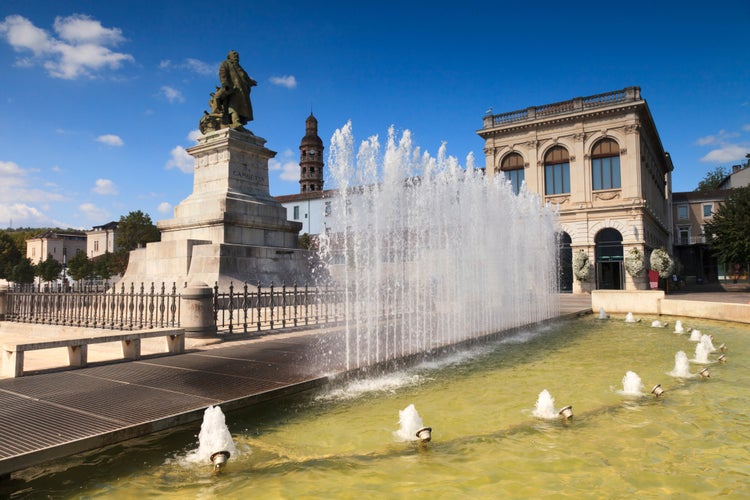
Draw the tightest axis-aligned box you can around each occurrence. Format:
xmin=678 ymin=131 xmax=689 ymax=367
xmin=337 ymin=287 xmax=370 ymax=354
xmin=718 ymin=161 xmax=750 ymax=189
xmin=275 ymin=190 xmax=335 ymax=237
xmin=86 ymin=221 xmax=119 ymax=259
xmin=25 ymin=230 xmax=87 ymax=265
xmin=671 ymin=190 xmax=727 ymax=283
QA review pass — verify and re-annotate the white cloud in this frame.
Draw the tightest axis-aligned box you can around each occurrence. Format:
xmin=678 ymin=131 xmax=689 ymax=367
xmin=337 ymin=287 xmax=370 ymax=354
xmin=157 ymin=202 xmax=172 ymax=214
xmin=92 ymin=178 xmax=117 ymax=195
xmin=96 ymin=134 xmax=124 ymax=146
xmin=53 ymin=14 xmax=124 ymax=45
xmin=0 ymin=160 xmax=70 ymax=227
xmin=79 ymin=202 xmax=109 ymax=221
xmin=0 ymin=14 xmax=134 ymax=79
xmin=743 ymin=124 xmax=750 ymax=132
xmin=269 ymin=75 xmax=297 ymax=89
xmin=165 ymin=146 xmax=194 ymax=173
xmin=695 ymin=129 xmax=739 ymax=147
xmin=184 ymin=58 xmax=214 ymax=75
xmin=268 ymin=149 xmax=300 ymax=181
xmin=700 ymin=144 xmax=749 ymax=163
xmin=160 ymin=85 xmax=184 ymax=103
xmin=187 ymin=129 xmax=202 ymax=142
xmin=159 ymin=59 xmax=171 ymax=69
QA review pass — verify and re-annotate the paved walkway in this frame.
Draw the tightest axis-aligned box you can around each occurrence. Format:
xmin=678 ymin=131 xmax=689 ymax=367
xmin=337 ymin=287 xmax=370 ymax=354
xmin=0 ymin=290 xmax=741 ymax=477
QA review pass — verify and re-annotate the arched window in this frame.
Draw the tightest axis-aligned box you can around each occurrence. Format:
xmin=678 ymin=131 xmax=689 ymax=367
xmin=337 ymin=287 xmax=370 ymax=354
xmin=591 ymin=139 xmax=621 ymax=190
xmin=497 ymin=152 xmax=524 ymax=194
xmin=544 ymin=146 xmax=570 ymax=195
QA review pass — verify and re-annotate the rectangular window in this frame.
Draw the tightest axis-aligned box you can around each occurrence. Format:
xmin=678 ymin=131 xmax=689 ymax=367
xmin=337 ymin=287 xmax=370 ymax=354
xmin=677 ymin=204 xmax=688 ymax=220
xmin=293 ymin=206 xmax=300 ymax=220
xmin=324 ymin=201 xmax=332 ymax=216
xmin=592 ymin=156 xmax=621 ymax=190
xmin=678 ymin=227 xmax=690 ymax=245
xmin=504 ymin=169 xmax=524 ymax=195
xmin=703 ymin=203 xmax=712 ymax=217
xmin=545 ymin=163 xmax=570 ymax=195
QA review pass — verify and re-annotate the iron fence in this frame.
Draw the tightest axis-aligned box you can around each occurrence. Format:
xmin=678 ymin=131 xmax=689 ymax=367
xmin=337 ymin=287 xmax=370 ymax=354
xmin=213 ymin=282 xmax=346 ymax=333
xmin=6 ymin=282 xmax=180 ymax=330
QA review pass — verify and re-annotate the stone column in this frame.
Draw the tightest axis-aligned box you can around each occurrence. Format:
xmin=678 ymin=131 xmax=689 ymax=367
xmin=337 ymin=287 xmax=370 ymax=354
xmin=180 ymin=282 xmax=217 ymax=338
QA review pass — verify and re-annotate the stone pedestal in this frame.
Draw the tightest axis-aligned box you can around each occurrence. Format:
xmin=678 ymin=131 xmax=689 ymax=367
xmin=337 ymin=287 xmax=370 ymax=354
xmin=120 ymin=128 xmax=311 ymax=290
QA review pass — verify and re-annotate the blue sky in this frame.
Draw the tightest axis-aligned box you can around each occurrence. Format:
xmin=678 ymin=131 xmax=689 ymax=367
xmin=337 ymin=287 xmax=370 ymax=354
xmin=1 ymin=0 xmax=748 ymax=229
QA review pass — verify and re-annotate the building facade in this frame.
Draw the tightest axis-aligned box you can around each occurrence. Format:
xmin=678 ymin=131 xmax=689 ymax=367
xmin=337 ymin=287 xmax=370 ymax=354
xmin=478 ymin=87 xmax=673 ymax=293
xmin=25 ymin=230 xmax=87 ymax=265
xmin=86 ymin=221 xmax=119 ymax=259
xmin=671 ymin=190 xmax=726 ymax=283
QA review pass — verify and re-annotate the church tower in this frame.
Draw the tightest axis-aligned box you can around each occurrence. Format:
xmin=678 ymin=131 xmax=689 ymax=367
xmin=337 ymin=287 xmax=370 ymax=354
xmin=299 ymin=113 xmax=324 ymax=193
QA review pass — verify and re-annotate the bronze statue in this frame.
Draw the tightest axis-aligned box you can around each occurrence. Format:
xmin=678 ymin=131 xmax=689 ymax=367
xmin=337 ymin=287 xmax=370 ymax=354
xmin=200 ymin=50 xmax=257 ymax=134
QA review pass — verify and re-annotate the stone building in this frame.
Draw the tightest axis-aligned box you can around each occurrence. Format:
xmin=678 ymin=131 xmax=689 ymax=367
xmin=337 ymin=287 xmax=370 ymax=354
xmin=478 ymin=87 xmax=673 ymax=293
xmin=671 ymin=190 xmax=725 ymax=283
xmin=25 ymin=230 xmax=86 ymax=265
xmin=86 ymin=221 xmax=119 ymax=259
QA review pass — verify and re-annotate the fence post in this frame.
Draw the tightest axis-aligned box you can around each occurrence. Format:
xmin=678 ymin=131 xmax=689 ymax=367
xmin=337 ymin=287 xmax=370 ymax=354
xmin=180 ymin=282 xmax=217 ymax=338
xmin=0 ymin=283 xmax=8 ymax=320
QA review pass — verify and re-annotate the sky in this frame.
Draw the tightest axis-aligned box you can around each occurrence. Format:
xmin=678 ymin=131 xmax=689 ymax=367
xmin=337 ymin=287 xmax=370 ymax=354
xmin=1 ymin=0 xmax=748 ymax=230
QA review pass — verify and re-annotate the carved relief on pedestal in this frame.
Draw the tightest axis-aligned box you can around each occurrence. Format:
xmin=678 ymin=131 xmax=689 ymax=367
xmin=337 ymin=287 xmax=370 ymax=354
xmin=624 ymin=124 xmax=639 ymax=134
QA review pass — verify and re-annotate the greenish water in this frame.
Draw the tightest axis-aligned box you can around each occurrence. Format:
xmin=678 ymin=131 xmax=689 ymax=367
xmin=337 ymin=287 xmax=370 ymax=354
xmin=4 ymin=315 xmax=749 ymax=499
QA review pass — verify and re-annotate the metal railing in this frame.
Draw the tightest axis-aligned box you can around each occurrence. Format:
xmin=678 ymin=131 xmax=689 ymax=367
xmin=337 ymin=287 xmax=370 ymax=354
xmin=6 ymin=282 xmax=180 ymax=330
xmin=213 ymin=282 xmax=346 ymax=333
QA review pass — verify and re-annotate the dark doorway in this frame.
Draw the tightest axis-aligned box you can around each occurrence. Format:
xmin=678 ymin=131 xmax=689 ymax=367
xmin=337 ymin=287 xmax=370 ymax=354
xmin=558 ymin=232 xmax=573 ymax=292
xmin=595 ymin=228 xmax=624 ymax=290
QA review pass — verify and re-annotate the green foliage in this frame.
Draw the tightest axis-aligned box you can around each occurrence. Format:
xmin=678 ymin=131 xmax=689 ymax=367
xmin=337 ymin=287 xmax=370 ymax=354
xmin=705 ymin=186 xmax=750 ymax=266
xmin=8 ymin=257 xmax=35 ymax=283
xmin=67 ymin=250 xmax=92 ymax=281
xmin=0 ymin=230 xmax=23 ymax=279
xmin=298 ymin=233 xmax=311 ymax=250
xmin=35 ymin=254 xmax=63 ymax=283
xmin=695 ymin=165 xmax=728 ymax=192
xmin=116 ymin=211 xmax=160 ymax=252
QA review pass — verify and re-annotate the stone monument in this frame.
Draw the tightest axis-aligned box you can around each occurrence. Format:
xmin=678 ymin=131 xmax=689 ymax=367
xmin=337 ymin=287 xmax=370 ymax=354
xmin=120 ymin=51 xmax=312 ymax=290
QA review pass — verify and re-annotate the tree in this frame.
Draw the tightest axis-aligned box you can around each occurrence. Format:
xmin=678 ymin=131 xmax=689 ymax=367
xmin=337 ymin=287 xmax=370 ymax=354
xmin=8 ymin=258 xmax=35 ymax=284
xmin=35 ymin=254 xmax=63 ymax=283
xmin=649 ymin=248 xmax=674 ymax=278
xmin=67 ymin=250 xmax=92 ymax=281
xmin=0 ymin=230 xmax=23 ymax=279
xmin=116 ymin=210 xmax=160 ymax=252
xmin=695 ymin=166 xmax=728 ymax=192
xmin=705 ymin=186 xmax=750 ymax=272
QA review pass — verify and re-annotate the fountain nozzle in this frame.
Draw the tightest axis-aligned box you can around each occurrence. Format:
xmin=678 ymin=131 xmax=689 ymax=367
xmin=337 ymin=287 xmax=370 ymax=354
xmin=698 ymin=367 xmax=710 ymax=379
xmin=416 ymin=427 xmax=432 ymax=442
xmin=718 ymin=354 xmax=727 ymax=363
xmin=210 ymin=450 xmax=231 ymax=470
xmin=651 ymin=384 xmax=665 ymax=397
xmin=719 ymin=343 xmax=727 ymax=352
xmin=558 ymin=405 xmax=573 ymax=420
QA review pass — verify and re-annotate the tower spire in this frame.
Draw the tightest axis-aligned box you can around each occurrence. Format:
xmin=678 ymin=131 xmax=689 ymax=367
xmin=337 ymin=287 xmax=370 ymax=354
xmin=299 ymin=113 xmax=324 ymax=193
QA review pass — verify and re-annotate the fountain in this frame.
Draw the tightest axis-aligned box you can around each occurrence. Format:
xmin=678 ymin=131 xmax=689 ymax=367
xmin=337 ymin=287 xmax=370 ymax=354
xmin=318 ymin=123 xmax=559 ymax=370
xmin=700 ymin=334 xmax=717 ymax=353
xmin=693 ymin=342 xmax=711 ymax=364
xmin=184 ymin=406 xmax=237 ymax=471
xmin=651 ymin=320 xmax=667 ymax=328
xmin=598 ymin=307 xmax=609 ymax=320
xmin=674 ymin=320 xmax=684 ymax=334
xmin=619 ymin=371 xmax=644 ymax=396
xmin=624 ymin=312 xmax=640 ymax=323
xmin=689 ymin=329 xmax=702 ymax=341
xmin=394 ymin=403 xmax=430 ymax=442
xmin=668 ymin=351 xmax=692 ymax=378
xmin=532 ymin=389 xmax=559 ymax=419
xmin=2 ymin=315 xmax=748 ymax=497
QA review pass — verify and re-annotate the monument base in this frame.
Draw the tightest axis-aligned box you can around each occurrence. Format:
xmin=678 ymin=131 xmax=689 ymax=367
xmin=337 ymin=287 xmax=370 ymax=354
xmin=120 ymin=239 xmax=314 ymax=290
